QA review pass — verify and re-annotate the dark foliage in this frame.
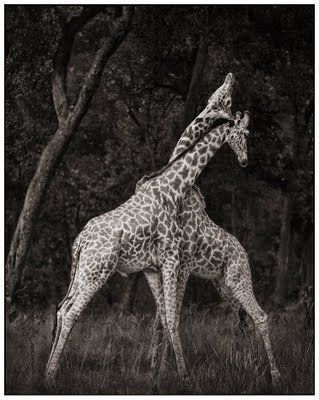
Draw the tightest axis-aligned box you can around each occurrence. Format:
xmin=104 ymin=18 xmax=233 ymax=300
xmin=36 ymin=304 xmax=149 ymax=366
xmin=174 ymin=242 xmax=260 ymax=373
xmin=6 ymin=5 xmax=313 ymax=311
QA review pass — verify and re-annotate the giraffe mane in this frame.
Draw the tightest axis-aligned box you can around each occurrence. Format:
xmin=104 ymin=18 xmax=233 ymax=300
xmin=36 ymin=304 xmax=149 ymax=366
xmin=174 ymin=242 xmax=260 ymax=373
xmin=136 ymin=118 xmax=230 ymax=191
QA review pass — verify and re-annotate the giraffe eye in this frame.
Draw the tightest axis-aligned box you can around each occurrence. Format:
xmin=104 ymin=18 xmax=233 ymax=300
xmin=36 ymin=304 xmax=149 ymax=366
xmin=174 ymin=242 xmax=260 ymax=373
xmin=226 ymin=99 xmax=231 ymax=106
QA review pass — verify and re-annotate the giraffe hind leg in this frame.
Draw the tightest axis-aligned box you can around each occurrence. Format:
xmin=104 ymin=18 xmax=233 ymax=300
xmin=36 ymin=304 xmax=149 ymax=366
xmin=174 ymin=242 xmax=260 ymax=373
xmin=45 ymin=288 xmax=94 ymax=385
xmin=45 ymin=240 xmax=121 ymax=385
xmin=225 ymin=266 xmax=280 ymax=387
xmin=45 ymin=288 xmax=80 ymax=382
xmin=48 ymin=261 xmax=81 ymax=367
xmin=45 ymin=276 xmax=116 ymax=385
xmin=57 ymin=243 xmax=81 ymax=310
xmin=239 ymin=292 xmax=280 ymax=386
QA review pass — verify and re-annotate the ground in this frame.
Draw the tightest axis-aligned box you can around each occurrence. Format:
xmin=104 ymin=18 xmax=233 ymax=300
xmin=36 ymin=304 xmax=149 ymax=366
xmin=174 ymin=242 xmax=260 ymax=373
xmin=6 ymin=305 xmax=313 ymax=395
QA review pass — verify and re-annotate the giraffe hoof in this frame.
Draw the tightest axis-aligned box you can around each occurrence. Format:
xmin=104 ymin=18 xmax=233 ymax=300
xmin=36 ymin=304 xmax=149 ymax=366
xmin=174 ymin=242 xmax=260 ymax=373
xmin=44 ymin=370 xmax=56 ymax=388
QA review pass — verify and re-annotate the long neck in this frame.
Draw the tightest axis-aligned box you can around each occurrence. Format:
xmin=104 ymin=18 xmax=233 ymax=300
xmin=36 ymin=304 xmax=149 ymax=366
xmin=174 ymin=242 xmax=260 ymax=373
xmin=169 ymin=105 xmax=223 ymax=162
xmin=161 ymin=124 xmax=228 ymax=202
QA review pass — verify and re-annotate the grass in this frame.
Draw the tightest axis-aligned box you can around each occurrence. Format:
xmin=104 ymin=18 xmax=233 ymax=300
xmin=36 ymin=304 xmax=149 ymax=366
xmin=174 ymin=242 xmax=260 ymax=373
xmin=6 ymin=305 xmax=314 ymax=394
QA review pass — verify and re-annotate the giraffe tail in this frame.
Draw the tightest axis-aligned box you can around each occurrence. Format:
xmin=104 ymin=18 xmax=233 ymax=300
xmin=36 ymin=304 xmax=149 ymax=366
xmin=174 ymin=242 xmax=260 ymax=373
xmin=57 ymin=236 xmax=82 ymax=310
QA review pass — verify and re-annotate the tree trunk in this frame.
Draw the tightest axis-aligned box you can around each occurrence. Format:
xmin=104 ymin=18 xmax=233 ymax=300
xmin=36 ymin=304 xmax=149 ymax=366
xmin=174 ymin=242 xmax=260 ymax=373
xmin=302 ymin=223 xmax=314 ymax=289
xmin=275 ymin=194 xmax=292 ymax=305
xmin=145 ymin=91 xmax=156 ymax=170
xmin=182 ymin=35 xmax=208 ymax=129
xmin=241 ymin=197 xmax=252 ymax=250
xmin=274 ymin=97 xmax=305 ymax=305
xmin=231 ymin=187 xmax=237 ymax=236
xmin=6 ymin=6 xmax=134 ymax=307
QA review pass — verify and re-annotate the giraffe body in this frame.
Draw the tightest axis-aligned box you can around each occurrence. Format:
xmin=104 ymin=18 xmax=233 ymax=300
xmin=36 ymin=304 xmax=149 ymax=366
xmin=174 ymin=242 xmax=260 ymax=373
xmin=45 ymin=74 xmax=242 ymax=383
xmin=144 ymin=79 xmax=280 ymax=385
xmin=45 ymin=73 xmax=279 ymax=387
xmin=147 ymin=179 xmax=281 ymax=387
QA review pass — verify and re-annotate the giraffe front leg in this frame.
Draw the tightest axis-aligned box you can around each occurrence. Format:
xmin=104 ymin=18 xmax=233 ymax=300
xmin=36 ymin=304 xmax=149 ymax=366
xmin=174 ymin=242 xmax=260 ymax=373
xmin=161 ymin=254 xmax=188 ymax=381
xmin=215 ymin=279 xmax=252 ymax=335
xmin=155 ymin=213 xmax=188 ymax=380
xmin=175 ymin=267 xmax=191 ymax=329
xmin=149 ymin=311 xmax=163 ymax=363
xmin=160 ymin=266 xmax=190 ymax=372
xmin=144 ymin=269 xmax=167 ymax=372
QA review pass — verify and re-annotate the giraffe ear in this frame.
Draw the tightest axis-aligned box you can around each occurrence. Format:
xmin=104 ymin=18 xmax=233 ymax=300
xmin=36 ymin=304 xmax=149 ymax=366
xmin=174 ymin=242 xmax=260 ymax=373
xmin=224 ymin=72 xmax=235 ymax=86
xmin=235 ymin=111 xmax=242 ymax=120
xmin=241 ymin=110 xmax=250 ymax=129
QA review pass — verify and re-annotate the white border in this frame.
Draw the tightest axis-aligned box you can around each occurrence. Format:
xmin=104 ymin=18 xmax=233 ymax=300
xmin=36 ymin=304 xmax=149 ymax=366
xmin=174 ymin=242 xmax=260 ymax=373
xmin=0 ymin=0 xmax=316 ymax=4
xmin=1 ymin=1 xmax=316 ymax=399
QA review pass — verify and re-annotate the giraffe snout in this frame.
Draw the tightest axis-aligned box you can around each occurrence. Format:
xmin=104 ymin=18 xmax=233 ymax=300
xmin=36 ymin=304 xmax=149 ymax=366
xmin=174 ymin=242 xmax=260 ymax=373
xmin=239 ymin=158 xmax=248 ymax=168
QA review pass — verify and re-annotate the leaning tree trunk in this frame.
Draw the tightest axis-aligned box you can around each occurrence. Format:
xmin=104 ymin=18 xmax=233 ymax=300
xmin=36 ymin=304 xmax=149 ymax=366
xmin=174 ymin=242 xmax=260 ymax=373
xmin=6 ymin=6 xmax=134 ymax=308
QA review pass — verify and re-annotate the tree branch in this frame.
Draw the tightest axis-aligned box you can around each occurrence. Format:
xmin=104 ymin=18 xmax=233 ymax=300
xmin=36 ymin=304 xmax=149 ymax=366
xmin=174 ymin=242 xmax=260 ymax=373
xmin=70 ymin=6 xmax=134 ymax=128
xmin=114 ymin=78 xmax=142 ymax=127
xmin=52 ymin=6 xmax=106 ymax=123
xmin=155 ymin=94 xmax=176 ymax=138
xmin=126 ymin=103 xmax=142 ymax=127
xmin=133 ymin=83 xmax=184 ymax=98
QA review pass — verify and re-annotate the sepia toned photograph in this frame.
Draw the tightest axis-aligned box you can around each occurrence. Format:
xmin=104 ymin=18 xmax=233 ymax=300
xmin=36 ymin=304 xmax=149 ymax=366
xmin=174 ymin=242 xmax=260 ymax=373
xmin=5 ymin=4 xmax=314 ymax=395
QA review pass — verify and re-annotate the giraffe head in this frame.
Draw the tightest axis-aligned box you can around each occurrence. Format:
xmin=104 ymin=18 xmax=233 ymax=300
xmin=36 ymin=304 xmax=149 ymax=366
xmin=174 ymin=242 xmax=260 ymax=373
xmin=225 ymin=110 xmax=250 ymax=167
xmin=206 ymin=72 xmax=235 ymax=120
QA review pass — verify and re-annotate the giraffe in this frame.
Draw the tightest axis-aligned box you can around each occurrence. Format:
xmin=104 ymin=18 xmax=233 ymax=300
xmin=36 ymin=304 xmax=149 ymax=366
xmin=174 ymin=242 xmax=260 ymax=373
xmin=146 ymin=187 xmax=282 ymax=386
xmin=141 ymin=74 xmax=250 ymax=343
xmin=45 ymin=84 xmax=249 ymax=385
xmin=143 ymin=104 xmax=281 ymax=386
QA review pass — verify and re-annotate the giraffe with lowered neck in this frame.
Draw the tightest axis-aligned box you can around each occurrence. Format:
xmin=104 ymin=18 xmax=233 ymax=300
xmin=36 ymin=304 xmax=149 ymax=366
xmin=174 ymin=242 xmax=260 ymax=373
xmin=45 ymin=78 xmax=249 ymax=384
xmin=143 ymin=82 xmax=280 ymax=385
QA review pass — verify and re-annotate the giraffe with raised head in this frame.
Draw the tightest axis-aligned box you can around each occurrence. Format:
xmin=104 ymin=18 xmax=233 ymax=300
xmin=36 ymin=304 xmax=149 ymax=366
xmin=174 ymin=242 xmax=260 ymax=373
xmin=144 ymin=92 xmax=280 ymax=386
xmin=45 ymin=76 xmax=249 ymax=384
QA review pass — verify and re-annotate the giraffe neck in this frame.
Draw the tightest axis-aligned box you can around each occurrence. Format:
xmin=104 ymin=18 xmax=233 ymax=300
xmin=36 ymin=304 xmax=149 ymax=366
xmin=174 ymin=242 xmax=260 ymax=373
xmin=169 ymin=106 xmax=226 ymax=162
xmin=161 ymin=123 xmax=228 ymax=202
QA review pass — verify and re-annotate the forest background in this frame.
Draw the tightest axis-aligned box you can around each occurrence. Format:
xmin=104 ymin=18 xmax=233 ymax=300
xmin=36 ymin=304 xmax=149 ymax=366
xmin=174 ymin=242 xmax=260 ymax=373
xmin=5 ymin=5 xmax=313 ymax=314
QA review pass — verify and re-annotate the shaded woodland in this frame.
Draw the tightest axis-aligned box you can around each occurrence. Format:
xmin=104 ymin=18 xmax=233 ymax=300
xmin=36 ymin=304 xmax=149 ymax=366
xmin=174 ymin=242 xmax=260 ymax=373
xmin=5 ymin=5 xmax=314 ymax=314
